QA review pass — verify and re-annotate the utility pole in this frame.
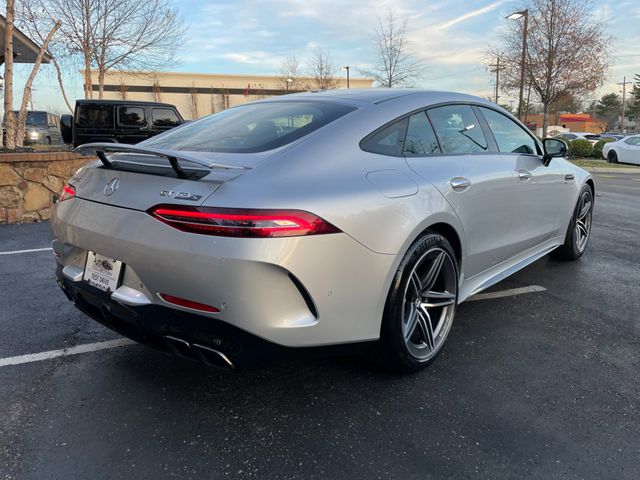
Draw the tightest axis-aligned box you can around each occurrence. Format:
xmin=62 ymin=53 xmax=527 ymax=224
xmin=618 ymin=76 xmax=633 ymax=132
xmin=489 ymin=57 xmax=500 ymax=104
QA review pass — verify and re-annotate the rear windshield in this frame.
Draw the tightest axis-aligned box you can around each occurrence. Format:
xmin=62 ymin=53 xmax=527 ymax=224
xmin=142 ymin=101 xmax=356 ymax=153
xmin=77 ymin=104 xmax=114 ymax=128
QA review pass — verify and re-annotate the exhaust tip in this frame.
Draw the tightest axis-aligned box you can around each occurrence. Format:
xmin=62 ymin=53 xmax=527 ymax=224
xmin=162 ymin=336 xmax=235 ymax=370
xmin=192 ymin=343 xmax=235 ymax=371
xmin=163 ymin=335 xmax=197 ymax=361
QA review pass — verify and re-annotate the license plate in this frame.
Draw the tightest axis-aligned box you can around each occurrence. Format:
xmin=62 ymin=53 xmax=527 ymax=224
xmin=83 ymin=251 xmax=123 ymax=293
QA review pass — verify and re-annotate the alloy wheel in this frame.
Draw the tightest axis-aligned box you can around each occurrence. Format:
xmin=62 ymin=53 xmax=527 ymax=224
xmin=401 ymin=247 xmax=457 ymax=362
xmin=575 ymin=190 xmax=592 ymax=253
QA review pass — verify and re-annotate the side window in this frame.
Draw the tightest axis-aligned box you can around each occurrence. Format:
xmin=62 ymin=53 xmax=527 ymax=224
xmin=480 ymin=107 xmax=538 ymax=155
xmin=404 ymin=112 xmax=441 ymax=156
xmin=427 ymin=105 xmax=488 ymax=154
xmin=77 ymin=105 xmax=114 ymax=128
xmin=625 ymin=137 xmax=640 ymax=146
xmin=152 ymin=108 xmax=181 ymax=127
xmin=118 ymin=106 xmax=146 ymax=127
xmin=361 ymin=118 xmax=408 ymax=156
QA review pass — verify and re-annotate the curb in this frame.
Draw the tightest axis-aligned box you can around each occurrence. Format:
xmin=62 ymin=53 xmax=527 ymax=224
xmin=585 ymin=166 xmax=640 ymax=174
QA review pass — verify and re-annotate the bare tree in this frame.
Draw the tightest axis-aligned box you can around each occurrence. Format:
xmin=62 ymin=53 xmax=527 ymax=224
xmin=152 ymin=79 xmax=161 ymax=102
xmin=14 ymin=20 xmax=62 ymax=146
xmin=489 ymin=0 xmax=610 ymax=136
xmin=360 ymin=10 xmax=423 ymax=87
xmin=277 ymin=55 xmax=306 ymax=91
xmin=118 ymin=79 xmax=127 ymax=99
xmin=91 ymin=0 xmax=186 ymax=98
xmin=4 ymin=0 xmax=16 ymax=148
xmin=308 ymin=48 xmax=337 ymax=90
xmin=189 ymin=84 xmax=199 ymax=119
xmin=20 ymin=0 xmax=73 ymax=112
xmin=26 ymin=0 xmax=185 ymax=99
xmin=4 ymin=0 xmax=61 ymax=148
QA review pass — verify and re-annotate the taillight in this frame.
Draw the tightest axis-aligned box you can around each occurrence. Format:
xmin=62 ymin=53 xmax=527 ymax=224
xmin=148 ymin=205 xmax=341 ymax=238
xmin=58 ymin=184 xmax=76 ymax=202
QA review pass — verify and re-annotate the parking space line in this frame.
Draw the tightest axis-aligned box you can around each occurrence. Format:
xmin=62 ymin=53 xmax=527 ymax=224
xmin=0 ymin=338 xmax=136 ymax=368
xmin=0 ymin=247 xmax=53 ymax=255
xmin=469 ymin=285 xmax=546 ymax=301
xmin=0 ymin=285 xmax=546 ymax=369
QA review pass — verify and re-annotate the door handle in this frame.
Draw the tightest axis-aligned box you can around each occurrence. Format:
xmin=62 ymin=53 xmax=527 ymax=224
xmin=517 ymin=169 xmax=532 ymax=181
xmin=450 ymin=177 xmax=471 ymax=191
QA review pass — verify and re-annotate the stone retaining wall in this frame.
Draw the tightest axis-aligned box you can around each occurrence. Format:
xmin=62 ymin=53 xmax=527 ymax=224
xmin=0 ymin=152 xmax=94 ymax=224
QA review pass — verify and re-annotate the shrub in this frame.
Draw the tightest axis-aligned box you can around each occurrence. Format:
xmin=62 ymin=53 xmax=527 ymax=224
xmin=568 ymin=139 xmax=593 ymax=158
xmin=592 ymin=138 xmax=615 ymax=158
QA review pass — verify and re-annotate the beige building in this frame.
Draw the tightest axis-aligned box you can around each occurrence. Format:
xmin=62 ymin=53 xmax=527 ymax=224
xmin=85 ymin=71 xmax=374 ymax=120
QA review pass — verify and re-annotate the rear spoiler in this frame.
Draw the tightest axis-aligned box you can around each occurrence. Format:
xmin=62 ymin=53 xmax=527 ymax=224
xmin=75 ymin=143 xmax=250 ymax=178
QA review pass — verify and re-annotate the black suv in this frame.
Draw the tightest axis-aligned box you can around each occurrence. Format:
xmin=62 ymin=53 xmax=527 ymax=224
xmin=62 ymin=100 xmax=185 ymax=147
xmin=3 ymin=111 xmax=63 ymax=145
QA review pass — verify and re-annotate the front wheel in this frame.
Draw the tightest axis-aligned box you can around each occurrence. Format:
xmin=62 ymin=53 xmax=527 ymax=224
xmin=607 ymin=150 xmax=618 ymax=164
xmin=551 ymin=185 xmax=593 ymax=261
xmin=376 ymin=231 xmax=458 ymax=372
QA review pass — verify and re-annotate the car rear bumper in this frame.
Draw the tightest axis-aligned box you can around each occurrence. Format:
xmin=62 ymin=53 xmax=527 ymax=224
xmin=51 ymin=198 xmax=397 ymax=349
xmin=57 ymin=265 xmax=375 ymax=369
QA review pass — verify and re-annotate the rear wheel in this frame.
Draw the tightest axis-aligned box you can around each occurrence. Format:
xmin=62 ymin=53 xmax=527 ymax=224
xmin=377 ymin=231 xmax=458 ymax=372
xmin=607 ymin=150 xmax=618 ymax=163
xmin=551 ymin=185 xmax=593 ymax=260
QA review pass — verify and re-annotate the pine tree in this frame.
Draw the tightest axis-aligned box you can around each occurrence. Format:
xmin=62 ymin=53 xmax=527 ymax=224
xmin=626 ymin=74 xmax=640 ymax=121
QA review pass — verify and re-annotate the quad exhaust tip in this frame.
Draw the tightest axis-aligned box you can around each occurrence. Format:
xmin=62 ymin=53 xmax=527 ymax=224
xmin=163 ymin=335 xmax=235 ymax=371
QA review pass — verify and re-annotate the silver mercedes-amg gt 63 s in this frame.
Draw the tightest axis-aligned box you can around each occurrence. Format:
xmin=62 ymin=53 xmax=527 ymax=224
xmin=51 ymin=90 xmax=594 ymax=372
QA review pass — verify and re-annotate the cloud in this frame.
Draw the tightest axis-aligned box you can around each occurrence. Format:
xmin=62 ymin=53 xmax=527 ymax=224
xmin=438 ymin=0 xmax=508 ymax=30
xmin=220 ymin=51 xmax=283 ymax=67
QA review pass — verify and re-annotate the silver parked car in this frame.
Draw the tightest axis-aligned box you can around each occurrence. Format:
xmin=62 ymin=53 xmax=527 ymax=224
xmin=52 ymin=90 xmax=594 ymax=372
xmin=602 ymin=134 xmax=640 ymax=165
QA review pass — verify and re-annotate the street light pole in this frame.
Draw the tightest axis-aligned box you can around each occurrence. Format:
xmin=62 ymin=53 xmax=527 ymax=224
xmin=343 ymin=66 xmax=350 ymax=88
xmin=507 ymin=9 xmax=529 ymax=120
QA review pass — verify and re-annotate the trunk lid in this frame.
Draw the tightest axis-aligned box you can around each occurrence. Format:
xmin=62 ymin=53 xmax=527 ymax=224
xmin=70 ymin=149 xmax=259 ymax=211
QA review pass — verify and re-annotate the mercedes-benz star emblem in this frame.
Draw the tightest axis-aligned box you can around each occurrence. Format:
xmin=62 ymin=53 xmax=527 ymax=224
xmin=104 ymin=178 xmax=120 ymax=196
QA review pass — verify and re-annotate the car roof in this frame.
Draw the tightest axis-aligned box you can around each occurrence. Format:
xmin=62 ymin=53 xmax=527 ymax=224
xmin=75 ymin=99 xmax=176 ymax=107
xmin=11 ymin=110 xmax=51 ymax=114
xmin=259 ymin=88 xmax=495 ymax=108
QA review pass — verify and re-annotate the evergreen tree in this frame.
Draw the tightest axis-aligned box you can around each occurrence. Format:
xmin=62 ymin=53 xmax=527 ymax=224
xmin=595 ymin=93 xmax=621 ymax=130
xmin=626 ymin=74 xmax=640 ymax=121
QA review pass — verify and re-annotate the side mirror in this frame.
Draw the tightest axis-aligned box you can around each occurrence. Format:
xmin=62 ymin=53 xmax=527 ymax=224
xmin=60 ymin=114 xmax=73 ymax=144
xmin=542 ymin=137 xmax=567 ymax=166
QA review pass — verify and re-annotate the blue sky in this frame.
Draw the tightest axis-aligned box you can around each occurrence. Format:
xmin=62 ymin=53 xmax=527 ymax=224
xmin=15 ymin=0 xmax=640 ymax=113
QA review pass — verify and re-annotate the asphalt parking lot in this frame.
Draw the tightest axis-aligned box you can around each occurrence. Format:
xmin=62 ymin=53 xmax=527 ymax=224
xmin=1 ymin=172 xmax=639 ymax=480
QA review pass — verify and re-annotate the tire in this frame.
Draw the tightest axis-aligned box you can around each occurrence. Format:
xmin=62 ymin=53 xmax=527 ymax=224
xmin=607 ymin=150 xmax=618 ymax=164
xmin=376 ymin=231 xmax=459 ymax=373
xmin=551 ymin=184 xmax=593 ymax=261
